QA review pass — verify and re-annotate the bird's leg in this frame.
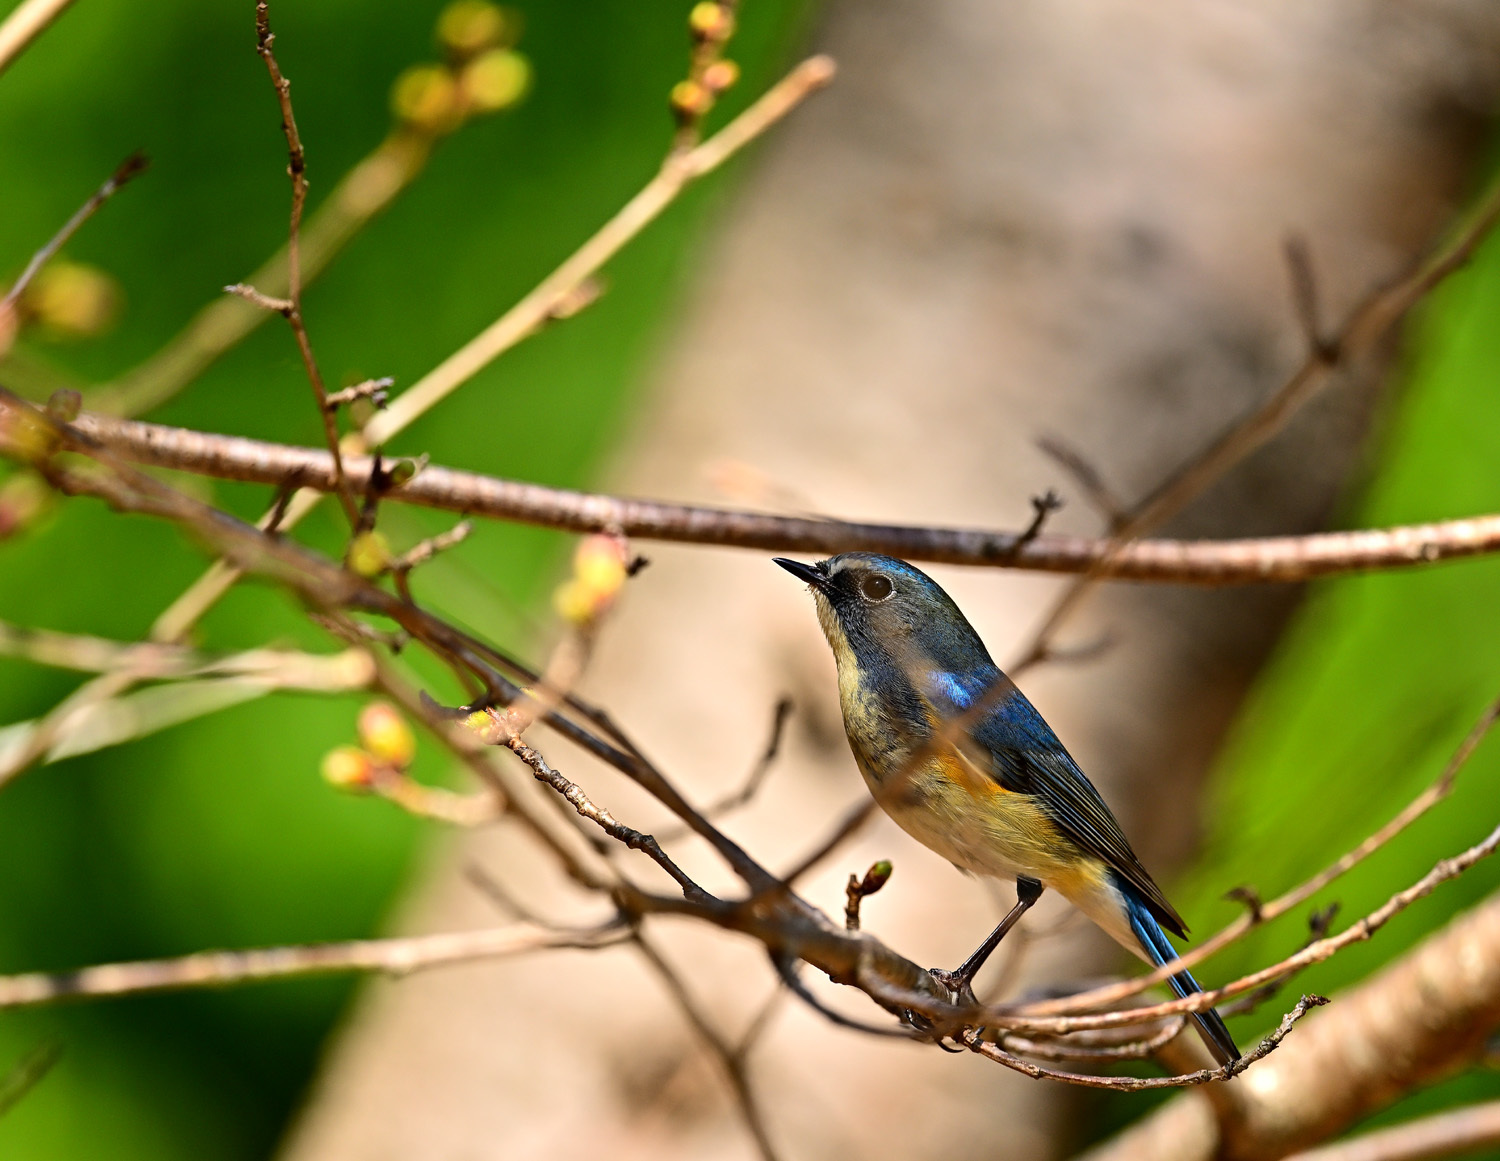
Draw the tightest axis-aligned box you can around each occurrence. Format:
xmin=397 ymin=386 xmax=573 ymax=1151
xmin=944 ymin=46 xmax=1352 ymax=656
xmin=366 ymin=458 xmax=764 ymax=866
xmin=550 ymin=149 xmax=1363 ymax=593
xmin=931 ymin=876 xmax=1043 ymax=1005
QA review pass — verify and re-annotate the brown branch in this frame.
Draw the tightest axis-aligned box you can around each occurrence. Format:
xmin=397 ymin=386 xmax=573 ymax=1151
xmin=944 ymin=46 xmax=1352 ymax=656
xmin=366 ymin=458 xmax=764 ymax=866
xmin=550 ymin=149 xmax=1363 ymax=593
xmin=2 ymin=152 xmax=149 ymax=312
xmin=0 ymin=922 xmax=620 ymax=1008
xmin=0 ymin=0 xmax=76 ymax=76
xmin=1078 ymin=892 xmax=1500 ymax=1161
xmin=254 ymin=2 xmax=359 ymax=528
xmin=959 ymin=995 xmax=1326 ymax=1091
xmin=62 ymin=408 xmax=1500 ymax=584
xmin=504 ymin=736 xmax=711 ymax=902
xmin=1281 ymin=1101 xmax=1500 ymax=1161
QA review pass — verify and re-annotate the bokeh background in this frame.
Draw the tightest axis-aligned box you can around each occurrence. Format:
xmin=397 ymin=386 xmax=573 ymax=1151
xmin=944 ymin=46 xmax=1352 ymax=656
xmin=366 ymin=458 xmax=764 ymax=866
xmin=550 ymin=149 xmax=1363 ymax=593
xmin=2 ymin=1 xmax=1500 ymax=1158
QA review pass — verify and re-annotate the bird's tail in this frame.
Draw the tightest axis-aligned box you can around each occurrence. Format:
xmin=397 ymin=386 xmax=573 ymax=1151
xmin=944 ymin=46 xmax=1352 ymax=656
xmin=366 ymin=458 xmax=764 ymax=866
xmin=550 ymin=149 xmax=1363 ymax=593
xmin=1120 ymin=887 xmax=1240 ymax=1067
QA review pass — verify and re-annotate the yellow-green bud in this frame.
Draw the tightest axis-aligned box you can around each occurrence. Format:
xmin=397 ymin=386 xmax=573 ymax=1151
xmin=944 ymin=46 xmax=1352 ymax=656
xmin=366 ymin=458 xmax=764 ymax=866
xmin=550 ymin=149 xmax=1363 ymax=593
xmin=25 ymin=261 xmax=120 ymax=338
xmin=358 ymin=701 xmax=416 ymax=767
xmin=46 ymin=389 xmax=82 ymax=423
xmin=0 ymin=405 xmax=59 ymax=465
xmin=688 ymin=2 xmax=733 ymax=41
xmin=0 ymin=472 xmax=51 ymax=538
xmin=391 ymin=64 xmax=464 ymax=135
xmin=669 ymin=79 xmax=712 ymax=123
xmin=437 ymin=0 xmax=509 ymax=57
xmin=347 ymin=530 xmax=392 ymax=578
xmin=460 ymin=48 xmax=531 ymax=112
xmin=321 ymin=745 xmax=374 ymax=791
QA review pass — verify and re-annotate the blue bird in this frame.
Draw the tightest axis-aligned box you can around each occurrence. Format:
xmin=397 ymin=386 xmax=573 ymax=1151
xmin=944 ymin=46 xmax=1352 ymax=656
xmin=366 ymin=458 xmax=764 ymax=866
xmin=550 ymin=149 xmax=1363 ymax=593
xmin=775 ymin=551 xmax=1240 ymax=1065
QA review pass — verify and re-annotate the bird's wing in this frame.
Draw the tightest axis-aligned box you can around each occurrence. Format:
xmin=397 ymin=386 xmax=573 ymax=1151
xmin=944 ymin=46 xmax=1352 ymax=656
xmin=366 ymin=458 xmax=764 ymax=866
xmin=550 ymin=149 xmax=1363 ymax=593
xmin=957 ymin=694 xmax=1189 ymax=938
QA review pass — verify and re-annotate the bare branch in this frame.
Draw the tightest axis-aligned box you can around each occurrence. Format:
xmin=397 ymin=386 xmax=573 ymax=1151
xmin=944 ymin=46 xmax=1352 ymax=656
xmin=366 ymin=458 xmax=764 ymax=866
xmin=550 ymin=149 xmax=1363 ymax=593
xmin=1009 ymin=166 xmax=1500 ymax=671
xmin=63 ymin=407 xmax=1500 ymax=585
xmin=634 ymin=929 xmax=785 ymax=1161
xmin=2 ymin=152 xmax=148 ymax=312
xmin=1079 ymin=892 xmax=1500 ymax=1161
xmin=960 ymin=994 xmax=1326 ymax=1091
xmin=0 ymin=1039 xmax=62 ymax=1117
xmin=254 ymin=1 xmax=359 ymax=527
xmin=0 ymin=922 xmax=620 ymax=1008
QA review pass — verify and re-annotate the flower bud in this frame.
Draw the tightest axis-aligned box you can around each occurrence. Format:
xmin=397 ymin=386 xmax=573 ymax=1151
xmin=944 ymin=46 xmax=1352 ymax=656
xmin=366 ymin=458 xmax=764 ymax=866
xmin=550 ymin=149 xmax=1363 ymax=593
xmin=669 ymin=79 xmax=712 ymax=123
xmin=347 ymin=530 xmax=392 ymax=578
xmin=46 ymin=389 xmax=82 ymax=423
xmin=0 ymin=472 xmax=51 ymax=538
xmin=701 ymin=59 xmax=740 ymax=94
xmin=24 ymin=261 xmax=120 ymax=338
xmin=0 ymin=405 xmax=59 ymax=465
xmin=321 ymin=745 xmax=374 ymax=791
xmin=460 ymin=48 xmax=531 ymax=112
xmin=860 ymin=859 xmax=894 ymax=894
xmin=391 ymin=65 xmax=464 ymax=135
xmin=437 ymin=0 xmax=510 ymax=57
xmin=358 ymin=701 xmax=416 ymax=767
xmin=688 ymin=2 xmax=734 ymax=41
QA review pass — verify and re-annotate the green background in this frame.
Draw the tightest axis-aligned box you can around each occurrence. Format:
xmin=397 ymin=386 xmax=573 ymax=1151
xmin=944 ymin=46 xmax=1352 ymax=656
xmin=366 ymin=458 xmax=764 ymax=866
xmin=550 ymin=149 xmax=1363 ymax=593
xmin=0 ymin=0 xmax=809 ymax=1155
xmin=2 ymin=0 xmax=1498 ymax=1156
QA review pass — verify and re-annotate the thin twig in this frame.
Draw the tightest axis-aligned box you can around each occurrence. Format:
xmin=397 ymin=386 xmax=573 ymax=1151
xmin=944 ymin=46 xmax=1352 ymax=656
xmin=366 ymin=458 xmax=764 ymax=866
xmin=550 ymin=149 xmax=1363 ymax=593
xmin=254 ymin=1 xmax=359 ymax=527
xmin=634 ymin=929 xmax=785 ymax=1161
xmin=656 ymin=697 xmax=793 ymax=840
xmin=2 ymin=152 xmax=149 ymax=312
xmin=960 ymin=995 xmax=1326 ymax=1090
xmin=325 ymin=376 xmax=393 ymax=410
xmin=223 ymin=282 xmax=292 ymax=313
xmin=505 ymin=736 xmax=710 ymax=902
xmin=0 ymin=923 xmax=621 ymax=1008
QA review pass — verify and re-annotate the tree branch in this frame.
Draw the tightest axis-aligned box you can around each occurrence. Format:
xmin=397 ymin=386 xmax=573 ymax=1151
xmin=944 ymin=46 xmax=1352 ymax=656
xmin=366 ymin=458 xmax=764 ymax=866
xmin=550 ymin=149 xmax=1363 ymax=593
xmin=63 ymin=406 xmax=1500 ymax=584
xmin=1077 ymin=891 xmax=1500 ymax=1161
xmin=0 ymin=922 xmax=621 ymax=1007
xmin=1281 ymin=1101 xmax=1500 ymax=1161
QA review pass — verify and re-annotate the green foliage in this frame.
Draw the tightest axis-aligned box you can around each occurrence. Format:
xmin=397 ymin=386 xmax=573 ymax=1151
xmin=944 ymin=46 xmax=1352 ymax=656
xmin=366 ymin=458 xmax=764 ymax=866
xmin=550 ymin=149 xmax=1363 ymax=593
xmin=0 ymin=0 xmax=810 ymax=1155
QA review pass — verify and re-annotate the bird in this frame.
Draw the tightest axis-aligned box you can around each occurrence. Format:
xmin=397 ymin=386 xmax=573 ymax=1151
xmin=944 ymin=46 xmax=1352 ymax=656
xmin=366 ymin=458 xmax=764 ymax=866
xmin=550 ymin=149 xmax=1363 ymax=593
xmin=774 ymin=551 xmax=1240 ymax=1066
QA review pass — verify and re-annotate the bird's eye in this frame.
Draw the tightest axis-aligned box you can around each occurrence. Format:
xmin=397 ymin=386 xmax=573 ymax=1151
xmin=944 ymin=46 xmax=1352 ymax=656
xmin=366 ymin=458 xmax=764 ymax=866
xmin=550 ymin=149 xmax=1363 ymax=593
xmin=860 ymin=573 xmax=894 ymax=602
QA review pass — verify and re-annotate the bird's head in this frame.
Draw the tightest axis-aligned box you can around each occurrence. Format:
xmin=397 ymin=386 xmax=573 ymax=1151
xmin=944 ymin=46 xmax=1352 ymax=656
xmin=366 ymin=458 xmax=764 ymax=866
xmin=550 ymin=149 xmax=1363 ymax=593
xmin=774 ymin=552 xmax=990 ymax=672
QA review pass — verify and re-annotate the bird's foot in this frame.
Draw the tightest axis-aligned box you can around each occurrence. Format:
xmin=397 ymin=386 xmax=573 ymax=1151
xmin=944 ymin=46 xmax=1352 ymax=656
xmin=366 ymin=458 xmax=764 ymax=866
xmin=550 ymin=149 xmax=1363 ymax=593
xmin=928 ymin=967 xmax=979 ymax=1009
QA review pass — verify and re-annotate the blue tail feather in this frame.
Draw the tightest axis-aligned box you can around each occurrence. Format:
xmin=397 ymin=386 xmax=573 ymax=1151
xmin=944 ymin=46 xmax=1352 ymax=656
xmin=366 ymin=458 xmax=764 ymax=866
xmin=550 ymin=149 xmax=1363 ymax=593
xmin=1120 ymin=886 xmax=1240 ymax=1066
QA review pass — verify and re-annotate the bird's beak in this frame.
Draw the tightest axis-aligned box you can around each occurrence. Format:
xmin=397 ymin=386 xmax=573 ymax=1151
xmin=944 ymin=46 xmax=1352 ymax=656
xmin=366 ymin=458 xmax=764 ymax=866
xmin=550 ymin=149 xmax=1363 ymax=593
xmin=773 ymin=557 xmax=829 ymax=591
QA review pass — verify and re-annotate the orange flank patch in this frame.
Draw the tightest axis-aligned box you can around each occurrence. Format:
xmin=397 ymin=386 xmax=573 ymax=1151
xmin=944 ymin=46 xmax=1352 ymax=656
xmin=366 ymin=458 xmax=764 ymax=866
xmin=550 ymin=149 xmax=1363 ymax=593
xmin=935 ymin=748 xmax=1007 ymax=797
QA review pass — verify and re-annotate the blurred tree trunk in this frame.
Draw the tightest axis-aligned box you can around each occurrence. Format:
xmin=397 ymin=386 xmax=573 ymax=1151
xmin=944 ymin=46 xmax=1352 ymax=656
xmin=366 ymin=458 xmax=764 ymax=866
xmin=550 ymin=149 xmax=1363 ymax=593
xmin=280 ymin=3 xmax=1500 ymax=1158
